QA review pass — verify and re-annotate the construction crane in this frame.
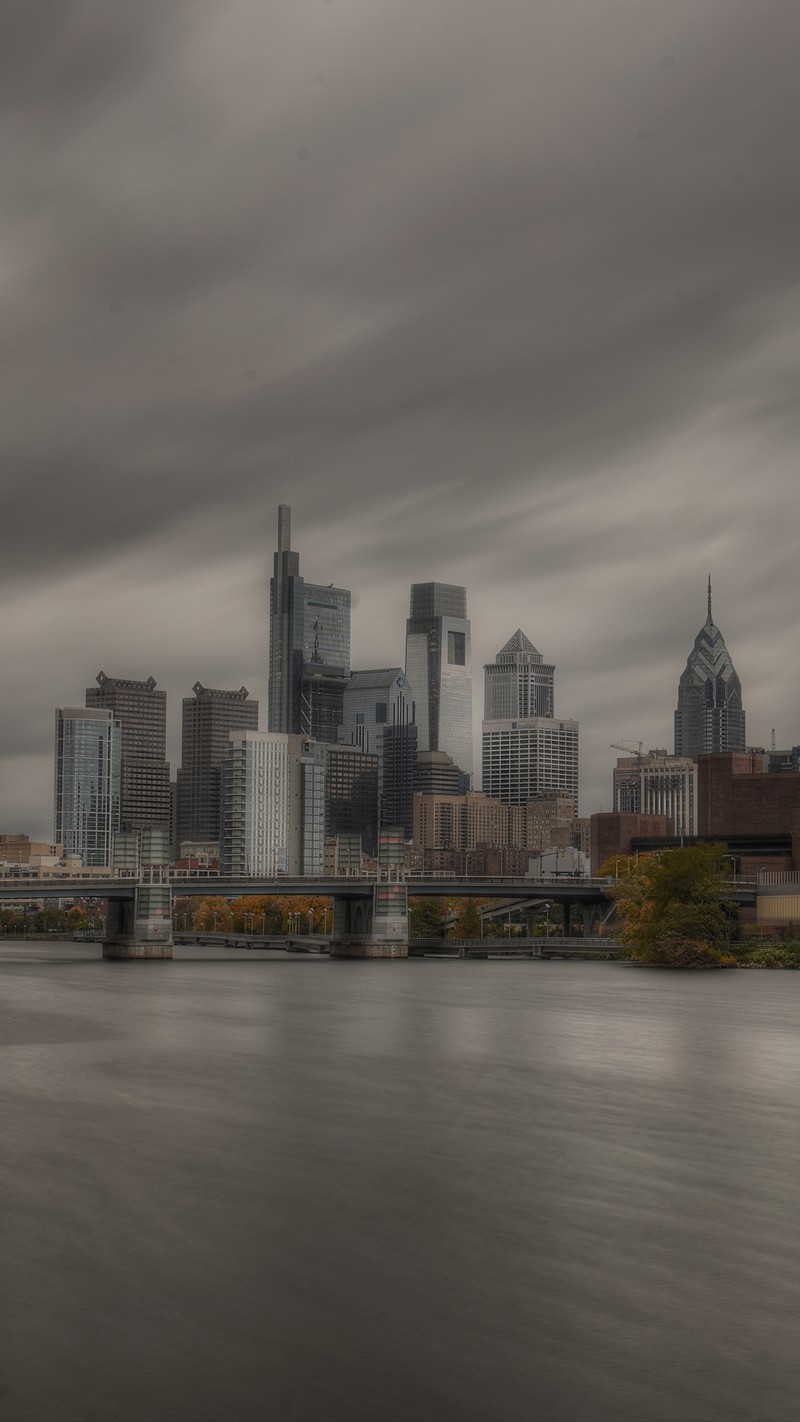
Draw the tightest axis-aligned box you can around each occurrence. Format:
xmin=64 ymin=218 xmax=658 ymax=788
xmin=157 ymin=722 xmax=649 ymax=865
xmin=610 ymin=740 xmax=653 ymax=760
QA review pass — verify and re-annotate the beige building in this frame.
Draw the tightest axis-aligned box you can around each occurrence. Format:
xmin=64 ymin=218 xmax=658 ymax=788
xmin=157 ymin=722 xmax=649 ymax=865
xmin=413 ymin=790 xmax=575 ymax=854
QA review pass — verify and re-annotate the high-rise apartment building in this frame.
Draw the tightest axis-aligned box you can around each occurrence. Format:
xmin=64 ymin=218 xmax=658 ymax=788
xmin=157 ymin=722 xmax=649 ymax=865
xmin=484 ymin=630 xmax=554 ymax=720
xmin=85 ymin=671 xmax=170 ymax=831
xmin=613 ymin=751 xmax=697 ymax=837
xmin=405 ymin=582 xmax=472 ymax=783
xmin=674 ymin=580 xmax=746 ymax=761
xmin=176 ymin=683 xmax=259 ymax=846
xmin=220 ymin=731 xmax=290 ymax=875
xmin=268 ymin=504 xmax=351 ymax=743
xmin=54 ymin=707 xmax=121 ymax=866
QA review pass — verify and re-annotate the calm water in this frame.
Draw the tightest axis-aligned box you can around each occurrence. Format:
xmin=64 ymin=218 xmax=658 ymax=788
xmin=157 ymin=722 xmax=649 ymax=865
xmin=2 ymin=943 xmax=799 ymax=1422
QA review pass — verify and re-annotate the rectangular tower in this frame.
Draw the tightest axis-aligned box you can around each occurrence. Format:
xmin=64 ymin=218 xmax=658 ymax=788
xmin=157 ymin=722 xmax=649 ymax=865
xmin=482 ymin=718 xmax=579 ymax=813
xmin=405 ymin=582 xmax=472 ymax=783
xmin=86 ymin=671 xmax=170 ymax=831
xmin=54 ymin=707 xmax=121 ymax=867
xmin=176 ymin=683 xmax=259 ymax=847
xmin=220 ymin=731 xmax=290 ymax=875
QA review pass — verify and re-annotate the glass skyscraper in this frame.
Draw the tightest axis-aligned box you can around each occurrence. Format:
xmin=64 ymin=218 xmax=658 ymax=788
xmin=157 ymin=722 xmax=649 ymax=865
xmin=54 ymin=707 xmax=121 ymax=866
xmin=405 ymin=582 xmax=473 ymax=784
xmin=268 ymin=504 xmax=351 ymax=743
xmin=674 ymin=580 xmax=746 ymax=762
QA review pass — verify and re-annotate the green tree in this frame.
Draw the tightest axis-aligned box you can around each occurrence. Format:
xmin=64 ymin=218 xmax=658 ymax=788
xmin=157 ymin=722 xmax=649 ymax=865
xmin=452 ymin=898 xmax=482 ymax=938
xmin=409 ymin=897 xmax=447 ymax=938
xmin=603 ymin=844 xmax=734 ymax=967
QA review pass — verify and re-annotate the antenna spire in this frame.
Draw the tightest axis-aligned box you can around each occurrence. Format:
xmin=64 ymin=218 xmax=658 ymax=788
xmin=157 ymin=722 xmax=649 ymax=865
xmin=707 ymin=574 xmax=712 ymax=623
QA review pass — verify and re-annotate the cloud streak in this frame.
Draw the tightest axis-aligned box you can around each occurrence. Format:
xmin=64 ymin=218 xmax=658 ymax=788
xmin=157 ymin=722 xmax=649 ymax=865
xmin=2 ymin=0 xmax=800 ymax=832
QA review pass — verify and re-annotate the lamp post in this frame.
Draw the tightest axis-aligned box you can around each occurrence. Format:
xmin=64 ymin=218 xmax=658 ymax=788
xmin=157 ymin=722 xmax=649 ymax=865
xmin=322 ymin=907 xmax=330 ymax=935
xmin=308 ymin=909 xmax=314 ymax=935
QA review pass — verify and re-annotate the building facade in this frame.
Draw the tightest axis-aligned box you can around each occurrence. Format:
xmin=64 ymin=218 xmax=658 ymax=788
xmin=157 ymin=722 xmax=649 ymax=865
xmin=613 ymin=751 xmax=697 ymax=838
xmin=674 ymin=580 xmax=746 ymax=761
xmin=268 ymin=504 xmax=351 ymax=743
xmin=405 ymin=582 xmax=472 ymax=783
xmin=86 ymin=671 xmax=170 ymax=832
xmin=54 ymin=707 xmax=121 ymax=867
xmin=324 ymin=743 xmax=379 ymax=856
xmin=482 ymin=718 xmax=579 ymax=812
xmin=484 ymin=629 xmax=554 ymax=720
xmin=220 ymin=731 xmax=291 ymax=876
xmin=176 ymin=683 xmax=259 ymax=846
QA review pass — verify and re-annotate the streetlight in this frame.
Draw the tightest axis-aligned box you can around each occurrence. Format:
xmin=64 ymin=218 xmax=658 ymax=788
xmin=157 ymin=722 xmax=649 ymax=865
xmin=322 ymin=906 xmax=330 ymax=935
xmin=308 ymin=909 xmax=314 ymax=935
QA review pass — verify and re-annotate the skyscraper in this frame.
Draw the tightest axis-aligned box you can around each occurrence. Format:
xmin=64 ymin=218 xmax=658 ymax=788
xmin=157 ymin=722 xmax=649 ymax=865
xmin=484 ymin=630 xmax=554 ymax=720
xmin=405 ymin=582 xmax=472 ymax=783
xmin=85 ymin=671 xmax=170 ymax=832
xmin=268 ymin=504 xmax=351 ymax=743
xmin=674 ymin=580 xmax=746 ymax=761
xmin=220 ymin=731 xmax=290 ymax=875
xmin=54 ymin=707 xmax=121 ymax=866
xmin=339 ymin=668 xmax=415 ymax=823
xmin=481 ymin=631 xmax=578 ymax=812
xmin=176 ymin=683 xmax=259 ymax=846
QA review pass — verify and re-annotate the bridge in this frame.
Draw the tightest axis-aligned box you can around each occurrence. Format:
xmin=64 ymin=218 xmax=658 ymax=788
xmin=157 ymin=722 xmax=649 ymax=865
xmin=0 ymin=872 xmax=757 ymax=960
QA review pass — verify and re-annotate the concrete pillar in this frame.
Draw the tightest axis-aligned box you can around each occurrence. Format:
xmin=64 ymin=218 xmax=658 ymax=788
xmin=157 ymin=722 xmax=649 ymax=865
xmin=103 ymin=884 xmax=173 ymax=960
xmin=329 ymin=884 xmax=409 ymax=959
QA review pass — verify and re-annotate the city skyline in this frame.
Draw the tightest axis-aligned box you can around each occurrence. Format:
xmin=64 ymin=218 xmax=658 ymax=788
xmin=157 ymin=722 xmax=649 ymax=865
xmin=2 ymin=3 xmax=800 ymax=834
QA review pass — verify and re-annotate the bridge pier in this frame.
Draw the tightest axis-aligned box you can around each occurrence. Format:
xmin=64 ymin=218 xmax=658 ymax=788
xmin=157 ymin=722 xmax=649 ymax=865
xmin=329 ymin=883 xmax=409 ymax=958
xmin=103 ymin=884 xmax=173 ymax=960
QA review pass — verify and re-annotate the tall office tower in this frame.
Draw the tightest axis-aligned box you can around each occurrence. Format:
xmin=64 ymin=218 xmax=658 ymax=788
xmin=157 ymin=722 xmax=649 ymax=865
xmin=382 ymin=723 xmax=418 ymax=839
xmin=675 ymin=579 xmax=746 ymax=761
xmin=268 ymin=504 xmax=351 ymax=742
xmin=405 ymin=582 xmax=472 ymax=782
xmin=220 ymin=731 xmax=291 ymax=876
xmin=613 ymin=751 xmax=697 ymax=838
xmin=176 ymin=684 xmax=259 ymax=846
xmin=482 ymin=718 xmax=579 ymax=812
xmin=339 ymin=668 xmax=415 ymax=811
xmin=484 ymin=630 xmax=554 ymax=720
xmin=481 ymin=629 xmax=578 ymax=813
xmin=85 ymin=672 xmax=170 ymax=831
xmin=324 ymin=744 xmax=380 ymax=855
xmin=54 ymin=707 xmax=121 ymax=866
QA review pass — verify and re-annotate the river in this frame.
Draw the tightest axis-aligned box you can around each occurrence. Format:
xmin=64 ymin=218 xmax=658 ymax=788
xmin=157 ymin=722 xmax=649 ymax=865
xmin=2 ymin=942 xmax=799 ymax=1421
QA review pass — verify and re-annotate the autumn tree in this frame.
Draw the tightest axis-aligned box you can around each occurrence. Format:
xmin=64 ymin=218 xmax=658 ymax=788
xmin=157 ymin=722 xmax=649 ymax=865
xmin=602 ymin=844 xmax=734 ymax=967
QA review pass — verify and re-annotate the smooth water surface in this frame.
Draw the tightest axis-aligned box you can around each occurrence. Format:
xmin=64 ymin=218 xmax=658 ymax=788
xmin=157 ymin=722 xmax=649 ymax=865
xmin=2 ymin=942 xmax=799 ymax=1421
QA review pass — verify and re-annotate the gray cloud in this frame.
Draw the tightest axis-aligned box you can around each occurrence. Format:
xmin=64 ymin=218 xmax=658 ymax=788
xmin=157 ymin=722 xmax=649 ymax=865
xmin=2 ymin=0 xmax=800 ymax=831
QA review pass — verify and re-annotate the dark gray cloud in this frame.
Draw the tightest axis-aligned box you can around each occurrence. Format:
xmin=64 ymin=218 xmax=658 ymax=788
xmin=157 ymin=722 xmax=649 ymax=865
xmin=2 ymin=0 xmax=800 ymax=832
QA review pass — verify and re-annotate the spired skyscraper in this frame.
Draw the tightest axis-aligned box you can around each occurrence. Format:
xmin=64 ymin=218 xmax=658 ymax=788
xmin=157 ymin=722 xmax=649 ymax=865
xmin=405 ymin=583 xmax=473 ymax=785
xmin=674 ymin=579 xmax=746 ymax=762
xmin=268 ymin=504 xmax=351 ymax=743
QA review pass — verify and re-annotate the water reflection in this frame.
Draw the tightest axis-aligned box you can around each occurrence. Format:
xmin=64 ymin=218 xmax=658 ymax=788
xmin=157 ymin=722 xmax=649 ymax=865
xmin=2 ymin=947 xmax=800 ymax=1421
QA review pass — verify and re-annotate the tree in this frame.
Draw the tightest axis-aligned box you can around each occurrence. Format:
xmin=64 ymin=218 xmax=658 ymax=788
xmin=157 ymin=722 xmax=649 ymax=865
xmin=409 ymin=897 xmax=447 ymax=938
xmin=452 ymin=898 xmax=482 ymax=938
xmin=602 ymin=844 xmax=734 ymax=967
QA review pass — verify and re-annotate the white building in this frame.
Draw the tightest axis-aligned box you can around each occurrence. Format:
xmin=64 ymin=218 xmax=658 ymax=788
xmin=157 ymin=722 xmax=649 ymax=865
xmin=220 ymin=731 xmax=290 ymax=876
xmin=482 ymin=718 xmax=579 ymax=813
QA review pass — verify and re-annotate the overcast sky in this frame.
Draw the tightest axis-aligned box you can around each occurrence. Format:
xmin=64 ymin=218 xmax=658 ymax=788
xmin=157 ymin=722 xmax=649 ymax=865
xmin=2 ymin=0 xmax=800 ymax=838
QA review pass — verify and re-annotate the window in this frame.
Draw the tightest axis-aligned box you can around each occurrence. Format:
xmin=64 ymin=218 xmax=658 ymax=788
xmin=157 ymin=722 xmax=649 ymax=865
xmin=447 ymin=632 xmax=466 ymax=666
